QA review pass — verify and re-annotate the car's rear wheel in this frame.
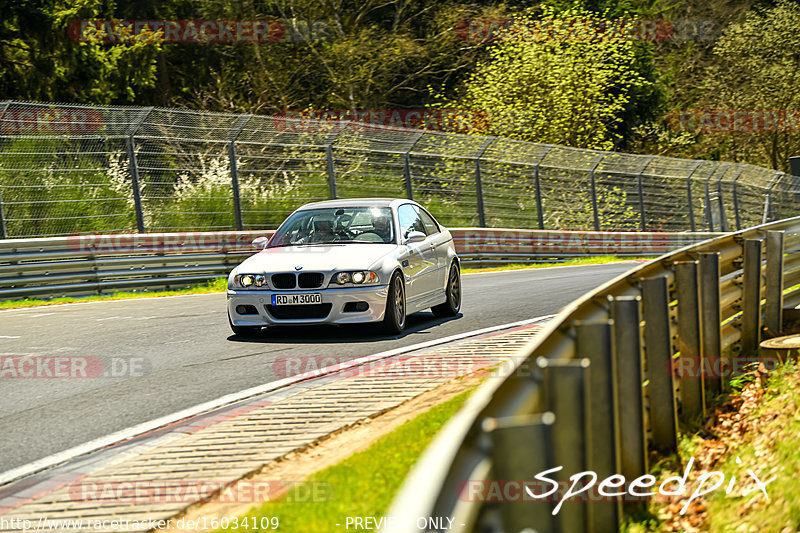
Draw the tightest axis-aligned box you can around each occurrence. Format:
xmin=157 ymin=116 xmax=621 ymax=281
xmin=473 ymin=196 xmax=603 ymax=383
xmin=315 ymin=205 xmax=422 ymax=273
xmin=432 ymin=262 xmax=461 ymax=318
xmin=228 ymin=312 xmax=262 ymax=337
xmin=383 ymin=272 xmax=406 ymax=333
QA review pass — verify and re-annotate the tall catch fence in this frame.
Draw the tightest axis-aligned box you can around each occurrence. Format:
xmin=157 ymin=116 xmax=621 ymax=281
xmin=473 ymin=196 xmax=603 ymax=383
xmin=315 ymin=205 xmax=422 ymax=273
xmin=0 ymin=101 xmax=797 ymax=239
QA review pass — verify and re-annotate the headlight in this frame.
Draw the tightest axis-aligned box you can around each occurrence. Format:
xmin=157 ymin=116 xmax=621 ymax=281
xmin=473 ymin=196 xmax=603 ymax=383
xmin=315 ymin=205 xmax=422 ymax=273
xmin=237 ymin=274 xmax=266 ymax=288
xmin=331 ymin=271 xmax=379 ymax=285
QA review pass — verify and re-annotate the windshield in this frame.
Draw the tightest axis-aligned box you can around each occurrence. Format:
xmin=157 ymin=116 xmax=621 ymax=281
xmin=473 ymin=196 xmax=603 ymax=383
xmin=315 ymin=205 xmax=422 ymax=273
xmin=268 ymin=207 xmax=395 ymax=247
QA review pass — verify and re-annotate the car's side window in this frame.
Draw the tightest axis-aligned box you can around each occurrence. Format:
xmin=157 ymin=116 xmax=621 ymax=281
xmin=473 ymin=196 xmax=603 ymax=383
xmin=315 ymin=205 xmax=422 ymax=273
xmin=398 ymin=204 xmax=426 ymax=239
xmin=418 ymin=209 xmax=439 ymax=235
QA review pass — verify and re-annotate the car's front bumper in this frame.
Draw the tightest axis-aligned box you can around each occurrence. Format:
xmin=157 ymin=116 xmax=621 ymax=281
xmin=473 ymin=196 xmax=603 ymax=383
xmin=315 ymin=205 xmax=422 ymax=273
xmin=227 ymin=285 xmax=389 ymax=326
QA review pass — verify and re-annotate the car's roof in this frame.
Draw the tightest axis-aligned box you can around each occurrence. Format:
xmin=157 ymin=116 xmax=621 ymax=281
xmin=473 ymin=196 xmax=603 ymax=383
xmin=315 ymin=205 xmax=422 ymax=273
xmin=296 ymin=198 xmax=412 ymax=210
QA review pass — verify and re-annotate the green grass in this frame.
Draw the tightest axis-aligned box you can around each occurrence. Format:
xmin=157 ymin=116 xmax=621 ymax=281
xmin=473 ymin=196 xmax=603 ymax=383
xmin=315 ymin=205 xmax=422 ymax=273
xmin=702 ymin=360 xmax=800 ymax=531
xmin=0 ymin=256 xmax=646 ymax=310
xmin=223 ymin=388 xmax=475 ymax=533
xmin=624 ymin=359 xmax=800 ymax=531
xmin=0 ymin=277 xmax=228 ymax=310
xmin=461 ymin=255 xmax=649 ymax=273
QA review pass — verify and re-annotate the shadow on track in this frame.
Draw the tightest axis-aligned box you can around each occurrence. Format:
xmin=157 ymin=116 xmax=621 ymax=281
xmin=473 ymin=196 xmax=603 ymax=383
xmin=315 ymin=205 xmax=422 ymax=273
xmin=226 ymin=312 xmax=463 ymax=344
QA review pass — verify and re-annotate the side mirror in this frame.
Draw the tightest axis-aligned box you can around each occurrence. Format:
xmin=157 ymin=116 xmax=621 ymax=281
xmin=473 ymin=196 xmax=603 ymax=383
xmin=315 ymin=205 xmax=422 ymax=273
xmin=252 ymin=236 xmax=269 ymax=249
xmin=403 ymin=231 xmax=427 ymax=245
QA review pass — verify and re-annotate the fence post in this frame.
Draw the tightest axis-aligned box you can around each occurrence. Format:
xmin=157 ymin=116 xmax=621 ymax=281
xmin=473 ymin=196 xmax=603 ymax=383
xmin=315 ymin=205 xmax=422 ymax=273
xmin=402 ymin=131 xmax=424 ymax=201
xmin=675 ymin=261 xmax=705 ymax=418
xmin=642 ymin=276 xmax=679 ymax=452
xmin=762 ymin=172 xmax=782 ymax=223
xmin=790 ymin=157 xmax=800 ymax=205
xmin=483 ymin=412 xmax=558 ymax=533
xmin=638 ymin=156 xmax=654 ymax=231
xmin=731 ymin=166 xmax=745 ymax=230
xmin=577 ymin=321 xmax=621 ymax=531
xmin=125 ymin=106 xmax=154 ymax=233
xmin=765 ymin=231 xmax=784 ymax=335
xmin=699 ymin=252 xmax=723 ymax=394
xmin=536 ymin=357 xmax=591 ymax=532
xmin=534 ymin=146 xmax=552 ymax=230
xmin=0 ymin=102 xmax=8 ymax=237
xmin=325 ymin=127 xmax=344 ymax=200
xmin=701 ymin=163 xmax=719 ymax=231
xmin=741 ymin=238 xmax=763 ymax=355
xmin=588 ymin=156 xmax=604 ymax=231
xmin=474 ymin=136 xmax=495 ymax=227
xmin=715 ymin=163 xmax=731 ymax=232
xmin=686 ymin=161 xmax=701 ymax=232
xmin=0 ymin=184 xmax=6 ymax=239
xmin=227 ymin=114 xmax=252 ymax=231
xmin=611 ymin=297 xmax=648 ymax=487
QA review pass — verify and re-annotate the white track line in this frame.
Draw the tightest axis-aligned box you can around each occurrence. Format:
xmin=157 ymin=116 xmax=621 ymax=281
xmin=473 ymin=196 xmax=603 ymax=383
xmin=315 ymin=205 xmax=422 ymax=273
xmin=0 ymin=314 xmax=553 ymax=487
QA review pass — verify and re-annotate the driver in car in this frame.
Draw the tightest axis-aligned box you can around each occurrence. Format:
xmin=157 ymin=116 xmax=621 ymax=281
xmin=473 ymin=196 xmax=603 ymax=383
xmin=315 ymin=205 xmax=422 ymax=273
xmin=373 ymin=215 xmax=393 ymax=243
xmin=309 ymin=218 xmax=336 ymax=243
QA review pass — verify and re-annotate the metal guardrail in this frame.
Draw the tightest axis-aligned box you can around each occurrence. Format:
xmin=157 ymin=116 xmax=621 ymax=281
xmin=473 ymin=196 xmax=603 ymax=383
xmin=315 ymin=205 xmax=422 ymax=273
xmin=0 ymin=228 xmax=718 ymax=300
xmin=0 ymin=101 xmax=797 ymax=239
xmin=388 ymin=217 xmax=800 ymax=532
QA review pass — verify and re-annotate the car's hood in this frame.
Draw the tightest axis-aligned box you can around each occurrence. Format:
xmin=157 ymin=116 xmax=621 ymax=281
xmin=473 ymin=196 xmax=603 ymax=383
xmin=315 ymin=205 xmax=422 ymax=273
xmin=236 ymin=244 xmax=397 ymax=273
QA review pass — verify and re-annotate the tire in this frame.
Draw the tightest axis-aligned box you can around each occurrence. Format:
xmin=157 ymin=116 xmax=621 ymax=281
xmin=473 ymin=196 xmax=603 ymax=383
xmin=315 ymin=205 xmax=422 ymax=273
xmin=432 ymin=262 xmax=461 ymax=318
xmin=228 ymin=313 xmax=262 ymax=337
xmin=383 ymin=272 xmax=407 ymax=334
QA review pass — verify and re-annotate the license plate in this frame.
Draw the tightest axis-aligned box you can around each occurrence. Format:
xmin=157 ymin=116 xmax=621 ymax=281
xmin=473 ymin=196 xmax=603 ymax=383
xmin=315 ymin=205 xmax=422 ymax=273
xmin=271 ymin=293 xmax=322 ymax=306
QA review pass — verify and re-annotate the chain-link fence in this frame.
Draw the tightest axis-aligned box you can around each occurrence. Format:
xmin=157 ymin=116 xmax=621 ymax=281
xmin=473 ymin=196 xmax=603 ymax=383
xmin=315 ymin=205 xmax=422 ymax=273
xmin=0 ymin=101 xmax=796 ymax=238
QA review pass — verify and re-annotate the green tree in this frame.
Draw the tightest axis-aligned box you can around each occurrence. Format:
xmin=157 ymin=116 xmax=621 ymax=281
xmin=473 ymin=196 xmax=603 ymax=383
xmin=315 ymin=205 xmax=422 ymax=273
xmin=696 ymin=0 xmax=800 ymax=171
xmin=435 ymin=6 xmax=651 ymax=151
xmin=0 ymin=0 xmax=162 ymax=104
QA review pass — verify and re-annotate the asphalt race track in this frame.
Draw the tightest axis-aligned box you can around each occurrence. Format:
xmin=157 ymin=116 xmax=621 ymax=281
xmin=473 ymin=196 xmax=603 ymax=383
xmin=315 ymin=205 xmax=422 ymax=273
xmin=0 ymin=262 xmax=636 ymax=473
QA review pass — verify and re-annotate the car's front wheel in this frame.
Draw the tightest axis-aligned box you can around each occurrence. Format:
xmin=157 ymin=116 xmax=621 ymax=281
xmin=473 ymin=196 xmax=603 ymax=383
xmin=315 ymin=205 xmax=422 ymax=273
xmin=432 ymin=262 xmax=461 ymax=318
xmin=228 ymin=312 xmax=262 ymax=337
xmin=383 ymin=272 xmax=407 ymax=333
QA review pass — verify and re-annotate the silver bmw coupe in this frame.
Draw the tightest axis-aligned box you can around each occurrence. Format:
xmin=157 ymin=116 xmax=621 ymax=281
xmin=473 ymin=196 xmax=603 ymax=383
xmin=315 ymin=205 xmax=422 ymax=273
xmin=227 ymin=198 xmax=461 ymax=335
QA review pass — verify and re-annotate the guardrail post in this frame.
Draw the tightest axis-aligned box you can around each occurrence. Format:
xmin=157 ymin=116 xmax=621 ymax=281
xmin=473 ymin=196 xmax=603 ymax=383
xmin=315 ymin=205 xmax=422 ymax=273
xmin=227 ymin=114 xmax=253 ymax=231
xmin=611 ymin=297 xmax=648 ymax=488
xmin=577 ymin=321 xmax=621 ymax=531
xmin=402 ymin=132 xmax=424 ymax=201
xmin=699 ymin=252 xmax=723 ymax=394
xmin=125 ymin=106 xmax=154 ymax=233
xmin=642 ymin=276 xmax=679 ymax=452
xmin=537 ymin=357 xmax=591 ymax=532
xmin=474 ymin=137 xmax=494 ymax=227
xmin=765 ymin=231 xmax=784 ymax=335
xmin=483 ymin=412 xmax=558 ymax=533
xmin=675 ymin=261 xmax=705 ymax=418
xmin=742 ymin=238 xmax=763 ymax=354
